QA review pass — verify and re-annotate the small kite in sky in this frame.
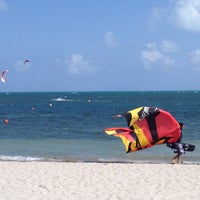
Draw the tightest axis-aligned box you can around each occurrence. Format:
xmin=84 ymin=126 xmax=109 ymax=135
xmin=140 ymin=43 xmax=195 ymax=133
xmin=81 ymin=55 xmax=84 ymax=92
xmin=24 ymin=59 xmax=30 ymax=64
xmin=1 ymin=70 xmax=8 ymax=83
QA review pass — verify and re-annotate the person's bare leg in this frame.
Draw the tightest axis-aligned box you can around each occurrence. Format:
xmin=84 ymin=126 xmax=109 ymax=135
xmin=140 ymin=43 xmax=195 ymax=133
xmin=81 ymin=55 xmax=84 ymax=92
xmin=172 ymin=154 xmax=178 ymax=164
xmin=177 ymin=154 xmax=181 ymax=164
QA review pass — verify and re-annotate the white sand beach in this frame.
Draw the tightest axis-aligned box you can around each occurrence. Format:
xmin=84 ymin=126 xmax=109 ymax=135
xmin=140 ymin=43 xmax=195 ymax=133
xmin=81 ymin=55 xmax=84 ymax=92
xmin=0 ymin=162 xmax=199 ymax=200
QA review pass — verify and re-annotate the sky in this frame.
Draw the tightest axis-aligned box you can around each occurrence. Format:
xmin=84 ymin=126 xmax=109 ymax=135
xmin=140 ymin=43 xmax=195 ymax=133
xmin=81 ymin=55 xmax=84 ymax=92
xmin=0 ymin=0 xmax=200 ymax=92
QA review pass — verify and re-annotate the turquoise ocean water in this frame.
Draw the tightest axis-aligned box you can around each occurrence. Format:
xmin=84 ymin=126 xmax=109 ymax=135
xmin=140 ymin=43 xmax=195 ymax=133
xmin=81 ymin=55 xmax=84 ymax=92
xmin=0 ymin=91 xmax=199 ymax=164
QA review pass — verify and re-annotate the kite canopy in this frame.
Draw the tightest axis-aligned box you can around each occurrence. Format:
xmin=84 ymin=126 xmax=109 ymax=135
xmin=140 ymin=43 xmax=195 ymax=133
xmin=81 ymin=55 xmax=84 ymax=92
xmin=104 ymin=107 xmax=181 ymax=153
xmin=1 ymin=70 xmax=8 ymax=83
xmin=24 ymin=59 xmax=30 ymax=64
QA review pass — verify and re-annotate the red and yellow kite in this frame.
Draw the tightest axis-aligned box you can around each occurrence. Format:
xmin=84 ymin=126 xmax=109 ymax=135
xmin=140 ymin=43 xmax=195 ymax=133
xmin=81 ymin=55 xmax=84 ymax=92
xmin=104 ymin=107 xmax=181 ymax=153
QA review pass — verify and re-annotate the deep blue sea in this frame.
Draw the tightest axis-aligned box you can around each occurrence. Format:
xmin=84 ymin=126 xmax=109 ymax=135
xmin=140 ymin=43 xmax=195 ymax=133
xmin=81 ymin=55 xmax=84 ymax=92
xmin=0 ymin=91 xmax=199 ymax=164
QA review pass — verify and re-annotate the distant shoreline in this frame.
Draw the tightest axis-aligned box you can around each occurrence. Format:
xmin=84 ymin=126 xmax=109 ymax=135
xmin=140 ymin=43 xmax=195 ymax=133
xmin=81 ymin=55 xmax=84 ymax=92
xmin=0 ymin=90 xmax=200 ymax=93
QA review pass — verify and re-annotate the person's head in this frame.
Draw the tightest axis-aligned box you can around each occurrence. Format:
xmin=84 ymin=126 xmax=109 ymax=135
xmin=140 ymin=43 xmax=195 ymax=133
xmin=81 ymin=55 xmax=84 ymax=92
xmin=179 ymin=122 xmax=184 ymax=129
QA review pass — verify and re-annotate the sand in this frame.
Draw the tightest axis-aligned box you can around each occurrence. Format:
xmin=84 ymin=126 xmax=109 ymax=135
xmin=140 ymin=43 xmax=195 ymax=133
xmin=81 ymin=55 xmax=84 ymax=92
xmin=0 ymin=161 xmax=199 ymax=200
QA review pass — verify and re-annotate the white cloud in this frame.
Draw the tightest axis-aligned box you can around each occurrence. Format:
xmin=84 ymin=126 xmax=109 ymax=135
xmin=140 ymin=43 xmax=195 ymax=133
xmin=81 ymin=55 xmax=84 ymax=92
xmin=188 ymin=49 xmax=200 ymax=69
xmin=68 ymin=54 xmax=95 ymax=74
xmin=104 ymin=32 xmax=118 ymax=48
xmin=0 ymin=0 xmax=8 ymax=11
xmin=149 ymin=1 xmax=200 ymax=33
xmin=141 ymin=42 xmax=175 ymax=68
xmin=14 ymin=60 xmax=31 ymax=71
xmin=173 ymin=0 xmax=200 ymax=32
xmin=149 ymin=7 xmax=167 ymax=30
xmin=160 ymin=40 xmax=178 ymax=53
xmin=141 ymin=43 xmax=162 ymax=65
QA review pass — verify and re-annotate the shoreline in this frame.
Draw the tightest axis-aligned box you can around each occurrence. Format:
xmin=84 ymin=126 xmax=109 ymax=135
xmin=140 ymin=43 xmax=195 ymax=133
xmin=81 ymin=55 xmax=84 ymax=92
xmin=0 ymin=154 xmax=199 ymax=165
xmin=1 ymin=159 xmax=200 ymax=165
xmin=0 ymin=161 xmax=200 ymax=200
